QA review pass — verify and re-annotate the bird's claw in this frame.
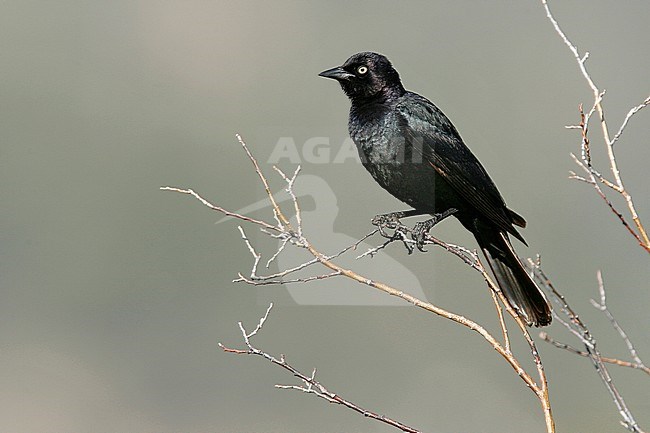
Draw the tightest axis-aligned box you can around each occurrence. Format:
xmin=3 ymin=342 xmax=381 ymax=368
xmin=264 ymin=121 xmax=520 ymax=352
xmin=411 ymin=209 xmax=458 ymax=252
xmin=411 ymin=221 xmax=431 ymax=252
xmin=371 ymin=213 xmax=402 ymax=229
xmin=392 ymin=225 xmax=415 ymax=254
xmin=371 ymin=213 xmax=403 ymax=238
xmin=372 ymin=213 xmax=415 ymax=254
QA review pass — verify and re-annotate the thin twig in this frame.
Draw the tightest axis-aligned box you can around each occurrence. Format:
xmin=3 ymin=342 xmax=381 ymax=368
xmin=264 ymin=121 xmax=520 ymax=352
xmin=273 ymin=165 xmax=303 ymax=238
xmin=541 ymin=0 xmax=650 ymax=252
xmin=166 ymin=136 xmax=556 ymax=433
xmin=235 ymin=270 xmax=342 ymax=286
xmin=232 ymin=228 xmax=378 ymax=284
xmin=540 ymin=333 xmax=650 ymax=376
xmin=611 ymin=96 xmax=650 ymax=146
xmin=491 ymin=289 xmax=511 ymax=354
xmin=160 ymin=186 xmax=279 ymax=232
xmin=357 ymin=238 xmax=394 ymax=259
xmin=591 ymin=271 xmax=647 ymax=369
xmin=266 ymin=237 xmax=289 ymax=268
xmin=219 ymin=305 xmax=422 ymax=433
xmin=237 ymin=134 xmax=291 ymax=228
xmin=530 ymin=261 xmax=645 ymax=433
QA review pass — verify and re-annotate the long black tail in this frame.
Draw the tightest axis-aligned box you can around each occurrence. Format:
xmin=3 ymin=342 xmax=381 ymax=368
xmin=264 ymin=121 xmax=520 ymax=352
xmin=472 ymin=223 xmax=552 ymax=327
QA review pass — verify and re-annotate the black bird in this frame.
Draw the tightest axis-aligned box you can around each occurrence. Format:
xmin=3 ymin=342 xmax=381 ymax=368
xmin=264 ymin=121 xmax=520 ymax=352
xmin=319 ymin=52 xmax=551 ymax=326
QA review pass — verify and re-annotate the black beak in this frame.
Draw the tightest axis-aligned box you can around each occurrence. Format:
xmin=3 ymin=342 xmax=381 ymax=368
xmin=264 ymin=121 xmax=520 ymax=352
xmin=318 ymin=66 xmax=354 ymax=81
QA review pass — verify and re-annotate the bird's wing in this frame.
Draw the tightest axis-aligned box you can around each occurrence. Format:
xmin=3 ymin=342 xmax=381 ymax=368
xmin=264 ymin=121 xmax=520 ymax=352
xmin=396 ymin=93 xmax=526 ymax=243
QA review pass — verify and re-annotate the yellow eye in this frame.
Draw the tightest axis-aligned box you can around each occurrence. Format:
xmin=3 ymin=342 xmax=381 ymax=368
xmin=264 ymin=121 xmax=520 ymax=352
xmin=357 ymin=66 xmax=368 ymax=75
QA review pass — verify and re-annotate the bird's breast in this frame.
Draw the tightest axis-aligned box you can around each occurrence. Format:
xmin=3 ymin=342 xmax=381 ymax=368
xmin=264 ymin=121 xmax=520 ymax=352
xmin=348 ymin=112 xmax=443 ymax=211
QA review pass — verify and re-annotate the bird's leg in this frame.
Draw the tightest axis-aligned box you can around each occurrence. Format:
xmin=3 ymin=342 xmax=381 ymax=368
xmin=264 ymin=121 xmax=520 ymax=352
xmin=372 ymin=209 xmax=423 ymax=235
xmin=372 ymin=209 xmax=424 ymax=254
xmin=371 ymin=209 xmax=423 ymax=228
xmin=412 ymin=208 xmax=458 ymax=252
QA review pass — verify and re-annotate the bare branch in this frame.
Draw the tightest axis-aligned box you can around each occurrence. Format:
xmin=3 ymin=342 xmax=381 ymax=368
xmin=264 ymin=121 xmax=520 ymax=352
xmin=219 ymin=305 xmax=422 ymax=433
xmin=160 ymin=186 xmax=279 ymax=232
xmin=236 ymin=134 xmax=290 ymax=228
xmin=166 ymin=136 xmax=555 ymax=432
xmin=491 ymin=289 xmax=511 ymax=354
xmin=237 ymin=225 xmax=262 ymax=279
xmin=539 ymin=333 xmax=650 ymax=376
xmin=235 ymin=270 xmax=342 ymax=286
xmin=591 ymin=271 xmax=647 ymax=369
xmin=265 ymin=237 xmax=289 ymax=268
xmin=356 ymin=237 xmax=395 ymax=259
xmin=530 ymin=261 xmax=645 ymax=433
xmin=541 ymin=0 xmax=650 ymax=252
xmin=244 ymin=302 xmax=274 ymax=339
xmin=273 ymin=165 xmax=303 ymax=238
xmin=611 ymin=96 xmax=650 ymax=146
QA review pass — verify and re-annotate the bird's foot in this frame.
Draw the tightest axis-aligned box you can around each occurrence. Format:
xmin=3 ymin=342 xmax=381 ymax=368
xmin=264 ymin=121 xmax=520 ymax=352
xmin=371 ymin=211 xmax=405 ymax=231
xmin=371 ymin=211 xmax=416 ymax=254
xmin=411 ymin=220 xmax=435 ymax=252
xmin=411 ymin=208 xmax=458 ymax=252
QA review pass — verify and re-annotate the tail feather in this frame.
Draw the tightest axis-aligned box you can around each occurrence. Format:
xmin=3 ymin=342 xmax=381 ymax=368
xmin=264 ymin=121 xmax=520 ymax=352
xmin=473 ymin=224 xmax=551 ymax=327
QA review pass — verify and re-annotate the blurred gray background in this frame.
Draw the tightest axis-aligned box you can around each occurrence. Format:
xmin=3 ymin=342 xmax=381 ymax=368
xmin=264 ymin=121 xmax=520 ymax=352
xmin=1 ymin=1 xmax=649 ymax=432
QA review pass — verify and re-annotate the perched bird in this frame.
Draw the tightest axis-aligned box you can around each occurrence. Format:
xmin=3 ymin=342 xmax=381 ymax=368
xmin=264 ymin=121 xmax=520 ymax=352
xmin=319 ymin=52 xmax=551 ymax=326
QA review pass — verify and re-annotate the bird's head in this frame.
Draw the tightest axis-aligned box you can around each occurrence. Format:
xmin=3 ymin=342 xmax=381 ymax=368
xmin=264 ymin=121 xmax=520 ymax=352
xmin=319 ymin=52 xmax=405 ymax=102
